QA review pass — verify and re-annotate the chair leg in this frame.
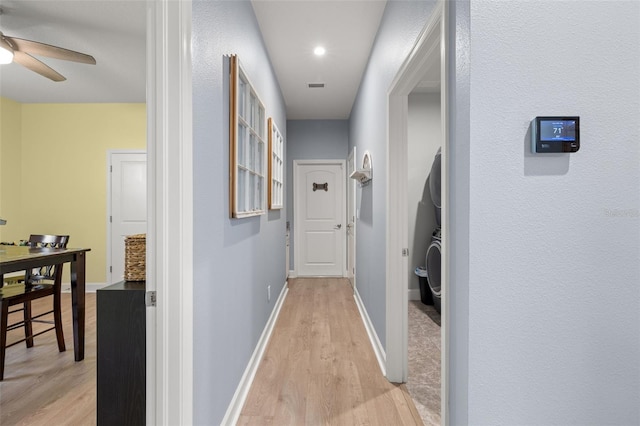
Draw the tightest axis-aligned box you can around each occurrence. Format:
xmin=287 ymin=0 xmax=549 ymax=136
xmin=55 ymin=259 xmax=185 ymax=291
xmin=53 ymin=290 xmax=66 ymax=352
xmin=1 ymin=301 xmax=9 ymax=381
xmin=23 ymin=301 xmax=34 ymax=348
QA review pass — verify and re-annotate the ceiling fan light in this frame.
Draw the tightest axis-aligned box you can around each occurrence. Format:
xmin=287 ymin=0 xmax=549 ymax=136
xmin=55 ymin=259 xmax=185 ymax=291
xmin=0 ymin=38 xmax=14 ymax=64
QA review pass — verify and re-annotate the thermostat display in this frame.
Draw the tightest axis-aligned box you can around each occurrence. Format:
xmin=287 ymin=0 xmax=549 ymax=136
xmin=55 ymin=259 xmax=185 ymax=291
xmin=531 ymin=116 xmax=580 ymax=153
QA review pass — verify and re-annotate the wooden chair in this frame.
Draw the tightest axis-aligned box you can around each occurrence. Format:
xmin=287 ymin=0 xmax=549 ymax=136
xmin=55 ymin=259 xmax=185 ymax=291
xmin=0 ymin=234 xmax=69 ymax=380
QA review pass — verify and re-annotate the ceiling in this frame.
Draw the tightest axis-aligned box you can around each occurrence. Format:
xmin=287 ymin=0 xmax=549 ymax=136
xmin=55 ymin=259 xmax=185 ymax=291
xmin=0 ymin=0 xmax=146 ymax=104
xmin=251 ymin=0 xmax=386 ymax=120
xmin=0 ymin=1 xmax=440 ymax=121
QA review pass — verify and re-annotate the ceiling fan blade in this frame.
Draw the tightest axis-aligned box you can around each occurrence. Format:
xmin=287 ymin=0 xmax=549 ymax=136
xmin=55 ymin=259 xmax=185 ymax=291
xmin=9 ymin=37 xmax=96 ymax=65
xmin=13 ymin=51 xmax=66 ymax=82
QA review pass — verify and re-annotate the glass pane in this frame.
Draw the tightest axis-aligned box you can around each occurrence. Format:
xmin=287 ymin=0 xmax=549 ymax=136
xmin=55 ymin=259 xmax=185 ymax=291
xmin=237 ymin=168 xmax=246 ymax=213
xmin=249 ymin=94 xmax=256 ymax=129
xmin=257 ymin=141 xmax=263 ymax=175
xmin=258 ymin=106 xmax=265 ymax=137
xmin=249 ymin=135 xmax=256 ymax=171
xmin=276 ymin=182 xmax=282 ymax=206
xmin=237 ymin=125 xmax=245 ymax=167
xmin=272 ymin=180 xmax=277 ymax=204
xmin=278 ymin=156 xmax=282 ymax=182
xmin=238 ymin=78 xmax=246 ymax=119
xmin=257 ymin=176 xmax=263 ymax=210
xmin=248 ymin=173 xmax=255 ymax=210
xmin=272 ymin=152 xmax=277 ymax=179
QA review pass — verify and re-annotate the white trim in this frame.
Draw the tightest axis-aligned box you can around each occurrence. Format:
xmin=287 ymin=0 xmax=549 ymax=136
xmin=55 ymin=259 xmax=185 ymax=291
xmin=354 ymin=288 xmax=386 ymax=376
xmin=106 ymin=149 xmax=147 ymax=285
xmin=408 ymin=289 xmax=421 ymax=301
xmin=347 ymin=146 xmax=357 ymax=290
xmin=145 ymin=5 xmax=157 ymax=422
xmin=386 ymin=93 xmax=409 ymax=383
xmin=147 ymin=0 xmax=193 ymax=425
xmin=440 ymin=4 xmax=451 ymax=424
xmin=386 ymin=2 xmax=450 ymax=423
xmin=293 ymin=159 xmax=347 ymax=278
xmin=221 ymin=283 xmax=289 ymax=426
xmin=288 ymin=270 xmax=297 ymax=279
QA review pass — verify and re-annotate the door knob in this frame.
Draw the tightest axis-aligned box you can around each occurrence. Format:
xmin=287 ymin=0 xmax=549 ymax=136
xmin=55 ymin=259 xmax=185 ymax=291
xmin=334 ymin=224 xmax=342 ymax=230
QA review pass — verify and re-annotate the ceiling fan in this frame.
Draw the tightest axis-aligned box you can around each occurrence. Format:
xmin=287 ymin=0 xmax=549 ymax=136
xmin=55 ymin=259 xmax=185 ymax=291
xmin=0 ymin=26 xmax=96 ymax=82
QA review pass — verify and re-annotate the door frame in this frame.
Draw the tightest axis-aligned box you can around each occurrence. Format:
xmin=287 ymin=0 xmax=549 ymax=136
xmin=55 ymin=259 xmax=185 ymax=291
xmin=106 ymin=150 xmax=146 ymax=285
xmin=386 ymin=1 xmax=450 ymax=424
xmin=147 ymin=0 xmax=193 ymax=424
xmin=293 ymin=159 xmax=347 ymax=277
xmin=347 ymin=147 xmax=357 ymax=289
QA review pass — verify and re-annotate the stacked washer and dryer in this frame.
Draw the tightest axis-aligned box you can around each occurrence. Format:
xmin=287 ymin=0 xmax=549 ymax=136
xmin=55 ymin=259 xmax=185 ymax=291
xmin=424 ymin=148 xmax=442 ymax=314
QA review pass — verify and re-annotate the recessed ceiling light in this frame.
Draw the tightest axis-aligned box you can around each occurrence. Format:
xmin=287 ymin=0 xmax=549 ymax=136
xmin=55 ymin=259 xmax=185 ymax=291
xmin=314 ymin=46 xmax=326 ymax=56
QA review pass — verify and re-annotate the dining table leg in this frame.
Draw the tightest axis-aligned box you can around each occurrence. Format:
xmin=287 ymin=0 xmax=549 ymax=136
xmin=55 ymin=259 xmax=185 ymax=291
xmin=70 ymin=251 xmax=86 ymax=361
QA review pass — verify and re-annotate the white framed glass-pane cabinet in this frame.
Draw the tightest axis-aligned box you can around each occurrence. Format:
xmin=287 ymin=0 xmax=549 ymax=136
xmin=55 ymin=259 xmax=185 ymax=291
xmin=268 ymin=118 xmax=284 ymax=210
xmin=229 ymin=55 xmax=267 ymax=218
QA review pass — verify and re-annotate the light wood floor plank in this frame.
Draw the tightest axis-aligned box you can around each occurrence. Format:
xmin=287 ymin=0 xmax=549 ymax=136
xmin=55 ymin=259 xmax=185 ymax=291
xmin=3 ymin=280 xmax=423 ymax=425
xmin=239 ymin=277 xmax=423 ymax=425
xmin=0 ymin=293 xmax=96 ymax=426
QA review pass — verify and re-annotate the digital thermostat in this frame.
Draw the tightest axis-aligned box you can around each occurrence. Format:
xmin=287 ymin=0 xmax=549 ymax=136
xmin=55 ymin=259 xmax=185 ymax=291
xmin=531 ymin=116 xmax=580 ymax=153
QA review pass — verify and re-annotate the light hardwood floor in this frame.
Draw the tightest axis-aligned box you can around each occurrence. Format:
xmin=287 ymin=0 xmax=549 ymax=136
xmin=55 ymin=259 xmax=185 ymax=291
xmin=239 ymin=277 xmax=423 ymax=426
xmin=0 ymin=293 xmax=97 ymax=426
xmin=1 ymin=280 xmax=422 ymax=425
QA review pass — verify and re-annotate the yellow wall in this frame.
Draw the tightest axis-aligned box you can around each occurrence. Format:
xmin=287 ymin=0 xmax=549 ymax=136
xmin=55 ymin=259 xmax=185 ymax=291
xmin=0 ymin=97 xmax=25 ymax=243
xmin=1 ymin=99 xmax=146 ymax=283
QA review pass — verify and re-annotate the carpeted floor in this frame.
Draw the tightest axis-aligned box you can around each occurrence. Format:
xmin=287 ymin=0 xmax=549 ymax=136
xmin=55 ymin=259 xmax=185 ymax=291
xmin=407 ymin=300 xmax=441 ymax=426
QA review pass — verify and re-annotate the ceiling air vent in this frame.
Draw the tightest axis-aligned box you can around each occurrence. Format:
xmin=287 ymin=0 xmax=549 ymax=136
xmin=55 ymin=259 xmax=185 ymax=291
xmin=308 ymin=83 xmax=325 ymax=88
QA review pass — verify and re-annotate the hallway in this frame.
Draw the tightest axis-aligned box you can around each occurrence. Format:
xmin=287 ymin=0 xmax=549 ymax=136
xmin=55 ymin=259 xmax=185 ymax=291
xmin=238 ymin=278 xmax=422 ymax=425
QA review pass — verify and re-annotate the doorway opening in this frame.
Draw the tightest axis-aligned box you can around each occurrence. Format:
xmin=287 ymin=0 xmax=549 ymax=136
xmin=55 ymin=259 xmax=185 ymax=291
xmin=386 ymin=2 xmax=449 ymax=424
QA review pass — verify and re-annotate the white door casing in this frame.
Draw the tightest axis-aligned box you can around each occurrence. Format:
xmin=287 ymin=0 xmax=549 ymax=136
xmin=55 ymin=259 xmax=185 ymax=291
xmin=147 ymin=0 xmax=194 ymax=424
xmin=108 ymin=151 xmax=147 ymax=284
xmin=294 ymin=160 xmax=346 ymax=277
xmin=347 ymin=148 xmax=357 ymax=289
xmin=386 ymin=2 xmax=449 ymax=424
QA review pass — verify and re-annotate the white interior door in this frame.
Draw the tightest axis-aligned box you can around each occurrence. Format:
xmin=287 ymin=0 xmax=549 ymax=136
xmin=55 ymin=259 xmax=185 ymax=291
xmin=295 ymin=160 xmax=345 ymax=277
xmin=108 ymin=151 xmax=147 ymax=284
xmin=347 ymin=148 xmax=357 ymax=289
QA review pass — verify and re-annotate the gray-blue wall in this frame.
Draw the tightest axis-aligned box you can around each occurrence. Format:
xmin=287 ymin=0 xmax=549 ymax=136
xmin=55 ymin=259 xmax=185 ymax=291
xmin=349 ymin=0 xmax=438 ymax=350
xmin=190 ymin=1 xmax=639 ymax=424
xmin=192 ymin=2 xmax=287 ymax=423
xmin=464 ymin=1 xmax=639 ymax=424
xmin=286 ymin=120 xmax=349 ymax=271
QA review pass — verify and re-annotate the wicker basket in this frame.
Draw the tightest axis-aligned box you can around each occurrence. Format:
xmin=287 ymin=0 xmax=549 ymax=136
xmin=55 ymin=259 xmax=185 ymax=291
xmin=124 ymin=234 xmax=146 ymax=281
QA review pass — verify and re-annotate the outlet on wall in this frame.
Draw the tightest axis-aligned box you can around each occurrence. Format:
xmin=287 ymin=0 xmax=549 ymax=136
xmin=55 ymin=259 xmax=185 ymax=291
xmin=267 ymin=285 xmax=271 ymax=302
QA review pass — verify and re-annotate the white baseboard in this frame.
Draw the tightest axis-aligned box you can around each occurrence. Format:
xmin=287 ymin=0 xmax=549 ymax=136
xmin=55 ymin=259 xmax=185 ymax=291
xmin=408 ymin=288 xmax=421 ymax=301
xmin=221 ymin=282 xmax=289 ymax=426
xmin=288 ymin=270 xmax=297 ymax=278
xmin=353 ymin=288 xmax=386 ymax=376
xmin=62 ymin=282 xmax=109 ymax=293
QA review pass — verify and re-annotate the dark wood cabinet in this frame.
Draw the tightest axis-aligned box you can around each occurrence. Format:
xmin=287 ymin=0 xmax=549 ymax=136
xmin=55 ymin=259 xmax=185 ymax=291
xmin=97 ymin=281 xmax=146 ymax=426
